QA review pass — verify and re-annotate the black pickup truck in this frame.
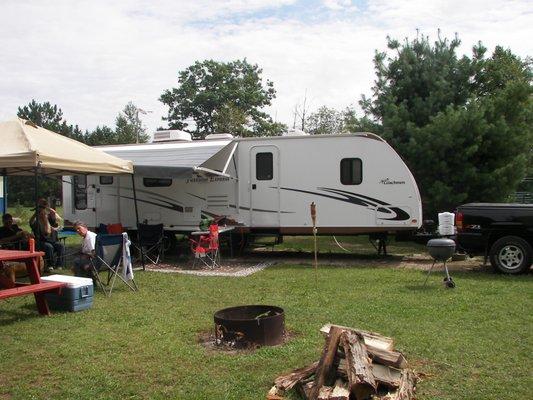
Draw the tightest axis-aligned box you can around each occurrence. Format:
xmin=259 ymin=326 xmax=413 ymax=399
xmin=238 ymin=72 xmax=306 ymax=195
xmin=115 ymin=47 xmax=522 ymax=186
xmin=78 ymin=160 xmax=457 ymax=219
xmin=455 ymin=203 xmax=533 ymax=274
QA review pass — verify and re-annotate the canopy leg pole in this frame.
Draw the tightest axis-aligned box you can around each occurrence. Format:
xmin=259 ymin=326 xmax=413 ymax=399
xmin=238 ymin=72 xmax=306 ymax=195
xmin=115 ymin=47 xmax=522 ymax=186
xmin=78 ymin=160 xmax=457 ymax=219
xmin=131 ymin=174 xmax=145 ymax=271
xmin=33 ymin=167 xmax=41 ymax=255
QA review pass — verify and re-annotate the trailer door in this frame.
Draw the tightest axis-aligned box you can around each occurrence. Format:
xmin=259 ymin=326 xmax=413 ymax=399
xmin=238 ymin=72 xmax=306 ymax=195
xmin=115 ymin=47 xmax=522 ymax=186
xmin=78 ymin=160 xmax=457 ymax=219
xmin=250 ymin=146 xmax=280 ymax=227
xmin=0 ymin=176 xmax=5 ymax=213
xmin=72 ymin=175 xmax=96 ymax=228
xmin=95 ymin=175 xmax=119 ymax=225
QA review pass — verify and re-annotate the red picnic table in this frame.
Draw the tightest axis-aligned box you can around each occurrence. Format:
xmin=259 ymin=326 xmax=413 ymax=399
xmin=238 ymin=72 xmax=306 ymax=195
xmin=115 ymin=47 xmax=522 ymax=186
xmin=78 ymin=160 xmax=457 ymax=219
xmin=0 ymin=239 xmax=66 ymax=316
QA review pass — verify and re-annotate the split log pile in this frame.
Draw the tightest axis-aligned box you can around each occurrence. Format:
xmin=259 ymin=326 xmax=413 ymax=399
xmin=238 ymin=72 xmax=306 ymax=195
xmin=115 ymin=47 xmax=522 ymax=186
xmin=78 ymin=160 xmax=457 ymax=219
xmin=267 ymin=324 xmax=417 ymax=400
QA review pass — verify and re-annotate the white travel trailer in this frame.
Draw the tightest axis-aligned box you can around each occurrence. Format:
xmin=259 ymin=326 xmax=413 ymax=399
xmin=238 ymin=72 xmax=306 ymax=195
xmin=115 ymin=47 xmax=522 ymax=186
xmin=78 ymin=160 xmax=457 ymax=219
xmin=62 ymin=131 xmax=422 ymax=241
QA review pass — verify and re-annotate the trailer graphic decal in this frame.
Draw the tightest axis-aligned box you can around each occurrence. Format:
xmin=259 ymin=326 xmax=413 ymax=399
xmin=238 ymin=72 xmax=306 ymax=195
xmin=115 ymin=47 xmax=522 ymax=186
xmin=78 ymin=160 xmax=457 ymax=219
xmin=279 ymin=187 xmax=410 ymax=221
xmin=112 ymin=194 xmax=185 ymax=213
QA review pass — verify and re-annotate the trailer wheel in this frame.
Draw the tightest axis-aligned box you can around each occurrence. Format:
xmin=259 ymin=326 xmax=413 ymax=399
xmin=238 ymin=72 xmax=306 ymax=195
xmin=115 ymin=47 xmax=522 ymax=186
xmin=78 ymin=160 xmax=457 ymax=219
xmin=163 ymin=232 xmax=178 ymax=252
xmin=489 ymin=236 xmax=532 ymax=274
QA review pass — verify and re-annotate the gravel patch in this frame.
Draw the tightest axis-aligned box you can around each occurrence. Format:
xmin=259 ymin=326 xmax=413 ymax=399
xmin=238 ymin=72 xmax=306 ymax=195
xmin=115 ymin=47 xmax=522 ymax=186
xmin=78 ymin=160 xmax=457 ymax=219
xmin=145 ymin=260 xmax=276 ymax=277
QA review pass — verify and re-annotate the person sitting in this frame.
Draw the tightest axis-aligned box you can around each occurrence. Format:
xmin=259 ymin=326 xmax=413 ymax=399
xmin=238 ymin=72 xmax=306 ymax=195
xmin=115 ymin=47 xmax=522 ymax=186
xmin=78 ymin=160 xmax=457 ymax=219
xmin=0 ymin=213 xmax=33 ymax=249
xmin=29 ymin=198 xmax=64 ymax=270
xmin=72 ymin=221 xmax=97 ymax=285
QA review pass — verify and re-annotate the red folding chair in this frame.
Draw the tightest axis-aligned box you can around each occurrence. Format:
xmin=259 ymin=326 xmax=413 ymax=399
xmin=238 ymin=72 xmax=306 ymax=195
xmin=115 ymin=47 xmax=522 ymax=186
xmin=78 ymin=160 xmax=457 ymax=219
xmin=107 ymin=223 xmax=124 ymax=234
xmin=190 ymin=224 xmax=220 ymax=269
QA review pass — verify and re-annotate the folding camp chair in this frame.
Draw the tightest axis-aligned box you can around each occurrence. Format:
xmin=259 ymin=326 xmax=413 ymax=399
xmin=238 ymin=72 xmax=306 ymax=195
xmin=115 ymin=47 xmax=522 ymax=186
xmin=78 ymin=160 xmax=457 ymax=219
xmin=107 ymin=223 xmax=124 ymax=234
xmin=135 ymin=223 xmax=164 ymax=265
xmin=190 ymin=224 xmax=220 ymax=269
xmin=90 ymin=233 xmax=138 ymax=296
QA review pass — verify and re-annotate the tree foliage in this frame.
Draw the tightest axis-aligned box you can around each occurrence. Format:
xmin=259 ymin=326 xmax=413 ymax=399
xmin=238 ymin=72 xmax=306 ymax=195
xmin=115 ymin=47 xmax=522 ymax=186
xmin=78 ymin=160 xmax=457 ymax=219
xmin=160 ymin=59 xmax=285 ymax=138
xmin=115 ymin=102 xmax=150 ymax=144
xmin=305 ymin=106 xmax=345 ymax=135
xmin=361 ymin=34 xmax=532 ymax=217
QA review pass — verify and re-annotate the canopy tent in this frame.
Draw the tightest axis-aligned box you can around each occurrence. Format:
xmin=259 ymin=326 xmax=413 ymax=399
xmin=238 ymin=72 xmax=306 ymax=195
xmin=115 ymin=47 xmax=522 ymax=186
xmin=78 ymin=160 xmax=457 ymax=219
xmin=0 ymin=118 xmax=151 ymax=269
xmin=98 ymin=139 xmax=236 ymax=178
xmin=0 ymin=118 xmax=133 ymax=176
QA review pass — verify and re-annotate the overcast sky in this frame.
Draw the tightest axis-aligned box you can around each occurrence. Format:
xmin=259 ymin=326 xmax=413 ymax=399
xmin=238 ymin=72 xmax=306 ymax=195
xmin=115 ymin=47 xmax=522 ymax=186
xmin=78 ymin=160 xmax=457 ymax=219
xmin=1 ymin=0 xmax=531 ymax=134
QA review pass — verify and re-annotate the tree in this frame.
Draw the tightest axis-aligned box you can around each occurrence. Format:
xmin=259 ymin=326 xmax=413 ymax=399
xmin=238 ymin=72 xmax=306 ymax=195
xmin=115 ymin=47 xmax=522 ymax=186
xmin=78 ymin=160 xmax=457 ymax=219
xmin=13 ymin=100 xmax=81 ymax=205
xmin=360 ymin=34 xmax=532 ymax=217
xmin=115 ymin=102 xmax=150 ymax=144
xmin=17 ymin=100 xmax=79 ymax=139
xmin=84 ymin=102 xmax=150 ymax=145
xmin=84 ymin=125 xmax=116 ymax=146
xmin=306 ymin=106 xmax=345 ymax=135
xmin=160 ymin=59 xmax=283 ymax=138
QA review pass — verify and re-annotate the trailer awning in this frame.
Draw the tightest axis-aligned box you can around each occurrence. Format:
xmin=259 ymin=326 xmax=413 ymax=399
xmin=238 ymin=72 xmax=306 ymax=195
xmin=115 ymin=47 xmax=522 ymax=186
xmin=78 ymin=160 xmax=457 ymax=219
xmin=98 ymin=140 xmax=232 ymax=178
xmin=198 ymin=142 xmax=238 ymax=176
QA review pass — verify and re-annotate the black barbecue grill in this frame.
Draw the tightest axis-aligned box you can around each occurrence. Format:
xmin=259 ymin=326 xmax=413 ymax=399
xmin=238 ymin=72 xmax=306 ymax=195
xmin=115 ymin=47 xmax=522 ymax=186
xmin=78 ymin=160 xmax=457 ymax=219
xmin=425 ymin=238 xmax=456 ymax=288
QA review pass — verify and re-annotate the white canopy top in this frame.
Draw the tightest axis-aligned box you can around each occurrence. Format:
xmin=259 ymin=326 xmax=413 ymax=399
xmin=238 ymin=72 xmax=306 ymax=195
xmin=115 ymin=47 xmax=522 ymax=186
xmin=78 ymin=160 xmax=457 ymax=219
xmin=0 ymin=118 xmax=133 ymax=176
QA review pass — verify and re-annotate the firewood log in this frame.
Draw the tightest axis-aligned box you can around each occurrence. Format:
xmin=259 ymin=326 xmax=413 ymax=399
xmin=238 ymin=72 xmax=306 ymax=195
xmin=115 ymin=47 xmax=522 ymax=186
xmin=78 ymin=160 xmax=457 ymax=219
xmin=309 ymin=326 xmax=344 ymax=400
xmin=320 ymin=324 xmax=394 ymax=351
xmin=266 ymin=385 xmax=285 ymax=400
xmin=329 ymin=379 xmax=350 ymax=400
xmin=340 ymin=330 xmax=377 ymax=400
xmin=318 ymin=386 xmax=333 ymax=400
xmin=388 ymin=369 xmax=417 ymax=400
xmin=366 ymin=344 xmax=407 ymax=369
xmin=274 ymin=361 xmax=319 ymax=391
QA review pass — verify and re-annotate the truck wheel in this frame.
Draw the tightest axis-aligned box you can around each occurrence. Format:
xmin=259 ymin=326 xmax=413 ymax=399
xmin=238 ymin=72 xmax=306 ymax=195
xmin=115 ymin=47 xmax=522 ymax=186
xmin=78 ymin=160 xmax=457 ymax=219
xmin=489 ymin=236 xmax=532 ymax=274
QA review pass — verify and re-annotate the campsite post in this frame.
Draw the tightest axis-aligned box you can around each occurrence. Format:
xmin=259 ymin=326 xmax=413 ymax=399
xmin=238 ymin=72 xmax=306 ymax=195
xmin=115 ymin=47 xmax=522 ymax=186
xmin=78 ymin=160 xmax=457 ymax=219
xmin=310 ymin=202 xmax=317 ymax=285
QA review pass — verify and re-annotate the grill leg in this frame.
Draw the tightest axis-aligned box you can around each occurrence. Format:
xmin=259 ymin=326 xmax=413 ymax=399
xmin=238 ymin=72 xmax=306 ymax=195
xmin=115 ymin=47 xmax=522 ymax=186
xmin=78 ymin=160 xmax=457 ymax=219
xmin=444 ymin=261 xmax=451 ymax=281
xmin=423 ymin=260 xmax=436 ymax=286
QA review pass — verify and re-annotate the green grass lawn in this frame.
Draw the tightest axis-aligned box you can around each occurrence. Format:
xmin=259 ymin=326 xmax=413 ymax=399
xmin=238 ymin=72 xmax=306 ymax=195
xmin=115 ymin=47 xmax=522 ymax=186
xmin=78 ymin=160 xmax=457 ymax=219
xmin=1 ymin=244 xmax=531 ymax=399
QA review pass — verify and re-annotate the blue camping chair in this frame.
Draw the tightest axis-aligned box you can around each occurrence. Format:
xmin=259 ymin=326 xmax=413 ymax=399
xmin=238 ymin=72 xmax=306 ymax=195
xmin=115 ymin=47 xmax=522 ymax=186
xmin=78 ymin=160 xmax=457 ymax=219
xmin=90 ymin=233 xmax=138 ymax=297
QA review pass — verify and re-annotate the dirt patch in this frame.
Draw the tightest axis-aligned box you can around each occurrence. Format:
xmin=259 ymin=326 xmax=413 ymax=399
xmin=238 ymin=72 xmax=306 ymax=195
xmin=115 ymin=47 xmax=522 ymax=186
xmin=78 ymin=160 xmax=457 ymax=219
xmin=197 ymin=329 xmax=297 ymax=354
xmin=143 ymin=260 xmax=276 ymax=277
xmin=237 ymin=250 xmax=486 ymax=272
xmin=139 ymin=250 xmax=487 ymax=274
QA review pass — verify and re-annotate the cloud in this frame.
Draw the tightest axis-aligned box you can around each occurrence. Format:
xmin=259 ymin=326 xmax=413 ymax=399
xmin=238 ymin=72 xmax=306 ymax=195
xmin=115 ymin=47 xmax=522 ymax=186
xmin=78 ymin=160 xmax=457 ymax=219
xmin=322 ymin=0 xmax=356 ymax=11
xmin=0 ymin=0 xmax=531 ymax=134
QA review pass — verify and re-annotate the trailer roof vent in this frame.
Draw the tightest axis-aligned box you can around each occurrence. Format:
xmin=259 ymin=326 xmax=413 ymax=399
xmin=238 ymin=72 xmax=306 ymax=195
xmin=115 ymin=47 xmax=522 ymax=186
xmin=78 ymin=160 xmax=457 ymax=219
xmin=282 ymin=128 xmax=309 ymax=136
xmin=152 ymin=130 xmax=192 ymax=143
xmin=205 ymin=133 xmax=234 ymax=140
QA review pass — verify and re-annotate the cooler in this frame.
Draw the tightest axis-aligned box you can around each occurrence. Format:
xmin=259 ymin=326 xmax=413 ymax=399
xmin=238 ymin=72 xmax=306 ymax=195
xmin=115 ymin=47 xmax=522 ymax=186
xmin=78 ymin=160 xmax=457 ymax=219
xmin=41 ymin=275 xmax=94 ymax=312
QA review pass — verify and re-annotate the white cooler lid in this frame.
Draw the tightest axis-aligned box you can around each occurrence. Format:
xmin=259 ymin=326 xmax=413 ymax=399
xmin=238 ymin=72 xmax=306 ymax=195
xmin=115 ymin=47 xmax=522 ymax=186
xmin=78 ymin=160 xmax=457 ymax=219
xmin=42 ymin=274 xmax=93 ymax=288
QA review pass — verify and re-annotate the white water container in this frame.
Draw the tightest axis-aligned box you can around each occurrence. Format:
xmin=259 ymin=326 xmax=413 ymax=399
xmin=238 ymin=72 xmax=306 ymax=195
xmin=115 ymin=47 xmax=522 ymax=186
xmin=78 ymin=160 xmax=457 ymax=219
xmin=438 ymin=212 xmax=455 ymax=236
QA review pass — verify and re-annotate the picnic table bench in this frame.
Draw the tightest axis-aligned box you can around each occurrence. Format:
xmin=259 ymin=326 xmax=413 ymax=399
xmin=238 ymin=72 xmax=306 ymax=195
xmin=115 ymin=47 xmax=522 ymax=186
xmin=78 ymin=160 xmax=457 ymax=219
xmin=0 ymin=240 xmax=66 ymax=315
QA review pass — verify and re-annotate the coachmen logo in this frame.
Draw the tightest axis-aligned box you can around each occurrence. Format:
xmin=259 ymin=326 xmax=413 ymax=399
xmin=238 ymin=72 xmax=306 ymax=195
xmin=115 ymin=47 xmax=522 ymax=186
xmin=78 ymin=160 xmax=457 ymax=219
xmin=380 ymin=178 xmax=406 ymax=185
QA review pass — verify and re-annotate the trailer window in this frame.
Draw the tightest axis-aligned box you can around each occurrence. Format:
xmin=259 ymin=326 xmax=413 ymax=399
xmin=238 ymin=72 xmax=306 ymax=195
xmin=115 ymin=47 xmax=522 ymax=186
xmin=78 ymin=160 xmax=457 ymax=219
xmin=340 ymin=158 xmax=362 ymax=185
xmin=99 ymin=176 xmax=113 ymax=185
xmin=143 ymin=178 xmax=172 ymax=187
xmin=256 ymin=152 xmax=273 ymax=180
xmin=73 ymin=175 xmax=87 ymax=210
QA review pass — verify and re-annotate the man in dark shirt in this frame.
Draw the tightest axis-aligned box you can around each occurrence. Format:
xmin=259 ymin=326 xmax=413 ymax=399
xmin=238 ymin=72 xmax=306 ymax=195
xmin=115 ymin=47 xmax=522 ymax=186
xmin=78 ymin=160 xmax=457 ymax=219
xmin=29 ymin=199 xmax=64 ymax=270
xmin=0 ymin=214 xmax=32 ymax=248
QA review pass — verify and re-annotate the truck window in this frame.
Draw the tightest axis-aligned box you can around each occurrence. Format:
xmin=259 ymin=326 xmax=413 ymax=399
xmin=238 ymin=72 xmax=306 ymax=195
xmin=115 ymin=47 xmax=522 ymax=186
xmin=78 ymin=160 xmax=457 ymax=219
xmin=99 ymin=176 xmax=113 ymax=185
xmin=143 ymin=178 xmax=172 ymax=187
xmin=340 ymin=158 xmax=362 ymax=185
xmin=256 ymin=152 xmax=273 ymax=180
xmin=73 ymin=175 xmax=87 ymax=210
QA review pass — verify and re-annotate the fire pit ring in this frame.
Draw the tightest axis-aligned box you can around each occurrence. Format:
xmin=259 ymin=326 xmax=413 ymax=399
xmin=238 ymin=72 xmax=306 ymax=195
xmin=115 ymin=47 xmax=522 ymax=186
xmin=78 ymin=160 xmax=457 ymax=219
xmin=214 ymin=305 xmax=285 ymax=347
